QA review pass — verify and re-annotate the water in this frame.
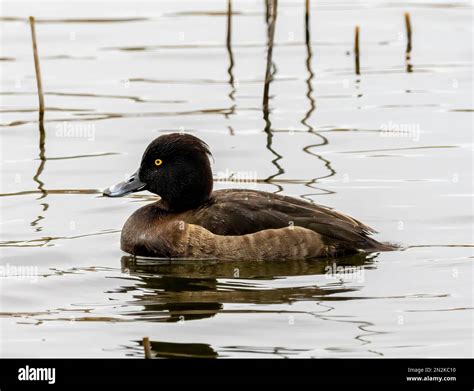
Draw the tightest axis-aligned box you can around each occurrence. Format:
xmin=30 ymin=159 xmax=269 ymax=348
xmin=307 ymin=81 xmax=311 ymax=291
xmin=0 ymin=0 xmax=472 ymax=358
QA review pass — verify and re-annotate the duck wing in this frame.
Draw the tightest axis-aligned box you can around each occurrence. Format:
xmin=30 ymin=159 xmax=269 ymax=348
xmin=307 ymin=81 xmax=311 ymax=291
xmin=185 ymin=189 xmax=390 ymax=253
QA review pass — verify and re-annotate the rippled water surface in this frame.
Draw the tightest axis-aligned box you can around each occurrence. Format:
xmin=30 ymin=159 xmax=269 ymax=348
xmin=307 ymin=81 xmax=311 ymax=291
xmin=0 ymin=0 xmax=472 ymax=358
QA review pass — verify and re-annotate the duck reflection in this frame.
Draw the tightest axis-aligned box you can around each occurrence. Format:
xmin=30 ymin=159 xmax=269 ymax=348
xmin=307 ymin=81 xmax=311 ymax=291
xmin=120 ymin=253 xmax=377 ymax=323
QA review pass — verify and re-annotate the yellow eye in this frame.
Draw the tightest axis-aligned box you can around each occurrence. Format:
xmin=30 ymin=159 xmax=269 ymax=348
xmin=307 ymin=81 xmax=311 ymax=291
xmin=154 ymin=159 xmax=163 ymax=166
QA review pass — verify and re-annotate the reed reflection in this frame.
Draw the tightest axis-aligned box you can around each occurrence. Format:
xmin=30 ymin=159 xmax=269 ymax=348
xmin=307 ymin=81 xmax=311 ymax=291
xmin=300 ymin=1 xmax=336 ymax=200
xmin=225 ymin=0 xmax=236 ymax=131
xmin=31 ymin=116 xmax=49 ymax=232
xmin=262 ymin=0 xmax=284 ymax=191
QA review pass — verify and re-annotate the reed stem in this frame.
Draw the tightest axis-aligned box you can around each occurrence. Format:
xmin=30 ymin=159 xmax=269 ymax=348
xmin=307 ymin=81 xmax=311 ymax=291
xmin=265 ymin=0 xmax=270 ymax=23
xmin=305 ymin=0 xmax=310 ymax=45
xmin=226 ymin=0 xmax=232 ymax=51
xmin=143 ymin=337 xmax=152 ymax=359
xmin=29 ymin=16 xmax=44 ymax=119
xmin=263 ymin=0 xmax=278 ymax=110
xmin=404 ymin=12 xmax=412 ymax=55
xmin=354 ymin=25 xmax=360 ymax=75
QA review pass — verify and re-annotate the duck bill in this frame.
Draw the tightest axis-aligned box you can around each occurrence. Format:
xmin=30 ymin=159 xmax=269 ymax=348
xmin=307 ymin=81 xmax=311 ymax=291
xmin=103 ymin=170 xmax=146 ymax=197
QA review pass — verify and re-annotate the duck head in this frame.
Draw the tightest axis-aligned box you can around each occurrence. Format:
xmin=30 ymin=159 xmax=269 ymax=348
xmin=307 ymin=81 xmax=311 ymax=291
xmin=103 ymin=133 xmax=213 ymax=211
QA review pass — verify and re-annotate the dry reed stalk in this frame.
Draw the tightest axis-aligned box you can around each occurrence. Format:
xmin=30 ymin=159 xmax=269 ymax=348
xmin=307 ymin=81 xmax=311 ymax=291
xmin=143 ymin=337 xmax=152 ymax=359
xmin=354 ymin=25 xmax=360 ymax=75
xmin=29 ymin=16 xmax=45 ymax=119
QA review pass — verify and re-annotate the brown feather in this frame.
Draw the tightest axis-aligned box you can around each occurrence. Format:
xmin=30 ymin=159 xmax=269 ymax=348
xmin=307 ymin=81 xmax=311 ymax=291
xmin=121 ymin=189 xmax=394 ymax=259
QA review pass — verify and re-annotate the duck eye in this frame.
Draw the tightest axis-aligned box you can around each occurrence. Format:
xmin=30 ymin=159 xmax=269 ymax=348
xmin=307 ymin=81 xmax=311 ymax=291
xmin=154 ymin=159 xmax=163 ymax=167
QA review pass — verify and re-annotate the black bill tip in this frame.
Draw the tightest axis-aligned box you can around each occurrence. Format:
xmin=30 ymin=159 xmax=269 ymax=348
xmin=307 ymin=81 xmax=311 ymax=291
xmin=103 ymin=171 xmax=146 ymax=197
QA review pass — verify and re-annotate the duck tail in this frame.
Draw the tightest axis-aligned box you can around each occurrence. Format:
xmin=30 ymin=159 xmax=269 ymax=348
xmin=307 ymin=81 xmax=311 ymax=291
xmin=324 ymin=237 xmax=398 ymax=257
xmin=358 ymin=237 xmax=398 ymax=253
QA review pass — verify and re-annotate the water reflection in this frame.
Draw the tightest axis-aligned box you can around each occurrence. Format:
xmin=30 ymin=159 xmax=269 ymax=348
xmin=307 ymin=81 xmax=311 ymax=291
xmin=225 ymin=0 xmax=236 ymax=135
xmin=0 ymin=91 xmax=185 ymax=104
xmin=260 ymin=0 xmax=337 ymax=196
xmin=0 ymin=16 xmax=148 ymax=23
xmin=0 ymin=107 xmax=237 ymax=128
xmin=119 ymin=253 xmax=377 ymax=324
xmin=262 ymin=0 xmax=284 ymax=191
xmin=133 ymin=338 xmax=311 ymax=358
xmin=30 ymin=117 xmax=48 ymax=232
xmin=300 ymin=2 xmax=336 ymax=201
xmin=226 ymin=0 xmax=235 ymax=103
xmin=137 ymin=339 xmax=218 ymax=358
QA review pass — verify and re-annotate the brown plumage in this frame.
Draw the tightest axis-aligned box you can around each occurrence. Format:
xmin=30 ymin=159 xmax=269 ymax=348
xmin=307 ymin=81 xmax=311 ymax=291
xmin=104 ymin=133 xmax=395 ymax=260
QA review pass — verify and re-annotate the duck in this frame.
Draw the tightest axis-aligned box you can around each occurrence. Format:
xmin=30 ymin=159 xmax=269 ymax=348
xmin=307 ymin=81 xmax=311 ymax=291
xmin=103 ymin=133 xmax=394 ymax=260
